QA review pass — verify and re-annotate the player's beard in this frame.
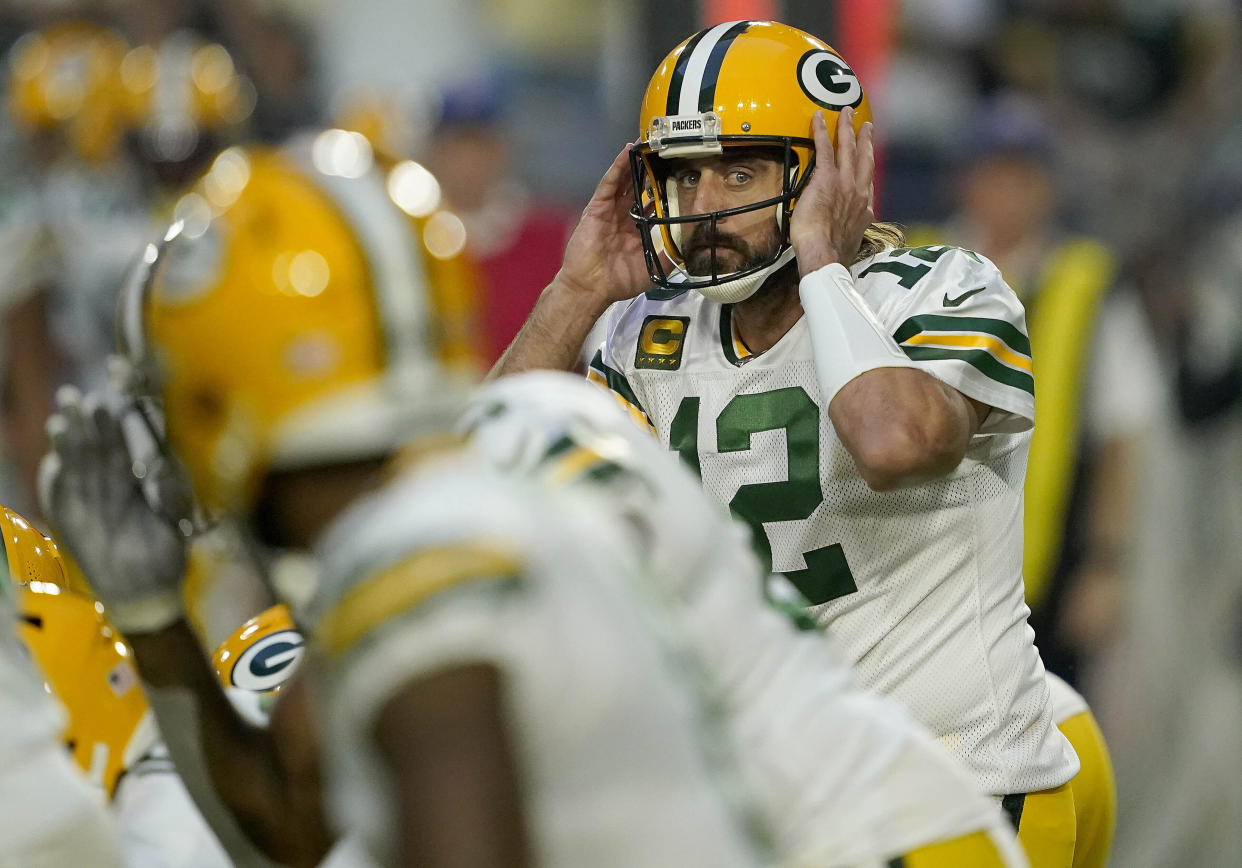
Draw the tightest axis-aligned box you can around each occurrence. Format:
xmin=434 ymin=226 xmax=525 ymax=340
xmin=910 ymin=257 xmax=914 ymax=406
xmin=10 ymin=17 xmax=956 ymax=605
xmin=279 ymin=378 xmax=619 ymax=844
xmin=683 ymin=219 xmax=782 ymax=278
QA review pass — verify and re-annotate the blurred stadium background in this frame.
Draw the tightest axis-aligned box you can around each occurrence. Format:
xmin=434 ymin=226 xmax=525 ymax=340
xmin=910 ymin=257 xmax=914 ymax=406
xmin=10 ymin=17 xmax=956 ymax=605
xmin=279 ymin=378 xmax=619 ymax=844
xmin=1 ymin=0 xmax=1240 ymax=864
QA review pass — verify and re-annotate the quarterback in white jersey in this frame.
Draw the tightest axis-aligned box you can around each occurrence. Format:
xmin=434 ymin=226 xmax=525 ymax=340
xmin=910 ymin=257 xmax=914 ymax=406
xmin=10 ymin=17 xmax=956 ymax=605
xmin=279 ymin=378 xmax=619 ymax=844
xmin=591 ymin=242 xmax=1073 ymax=795
xmin=304 ymin=456 xmax=764 ymax=868
xmin=491 ymin=21 xmax=1079 ymax=863
xmin=464 ymin=371 xmax=1029 ymax=867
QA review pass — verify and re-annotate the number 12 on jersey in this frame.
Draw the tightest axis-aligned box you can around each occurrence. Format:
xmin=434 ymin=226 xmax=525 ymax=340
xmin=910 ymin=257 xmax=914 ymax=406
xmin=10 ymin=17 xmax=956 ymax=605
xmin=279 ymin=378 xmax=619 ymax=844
xmin=669 ymin=387 xmax=857 ymax=606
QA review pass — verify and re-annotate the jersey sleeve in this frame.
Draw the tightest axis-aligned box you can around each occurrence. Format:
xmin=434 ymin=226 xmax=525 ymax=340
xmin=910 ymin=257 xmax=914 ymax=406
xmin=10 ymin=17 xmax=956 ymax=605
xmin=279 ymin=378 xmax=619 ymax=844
xmin=864 ymin=246 xmax=1035 ymax=432
xmin=315 ymin=538 xmax=525 ymax=664
xmin=586 ymin=298 xmax=657 ymax=434
xmin=313 ymin=535 xmax=528 ymax=739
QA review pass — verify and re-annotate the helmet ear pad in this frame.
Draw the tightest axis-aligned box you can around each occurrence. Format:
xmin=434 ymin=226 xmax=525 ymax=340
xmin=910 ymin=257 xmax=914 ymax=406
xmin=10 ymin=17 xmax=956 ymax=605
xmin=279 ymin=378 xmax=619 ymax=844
xmin=634 ymin=152 xmax=687 ymax=262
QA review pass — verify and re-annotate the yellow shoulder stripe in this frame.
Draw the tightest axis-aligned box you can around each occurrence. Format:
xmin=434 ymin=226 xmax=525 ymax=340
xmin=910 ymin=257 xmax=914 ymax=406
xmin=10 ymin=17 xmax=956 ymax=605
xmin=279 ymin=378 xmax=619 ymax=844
xmin=545 ymin=445 xmax=610 ymax=487
xmin=317 ymin=543 xmax=522 ymax=659
xmin=901 ymin=331 xmax=1033 ymax=373
xmin=587 ymin=369 xmax=657 ymax=433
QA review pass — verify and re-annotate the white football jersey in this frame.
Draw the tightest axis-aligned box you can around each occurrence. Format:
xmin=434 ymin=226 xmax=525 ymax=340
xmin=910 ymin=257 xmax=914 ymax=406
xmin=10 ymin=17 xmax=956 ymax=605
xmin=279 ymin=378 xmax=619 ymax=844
xmin=111 ymin=748 xmax=233 ymax=868
xmin=304 ymin=456 xmax=763 ymax=868
xmin=464 ymin=372 xmax=1016 ymax=866
xmin=1044 ymin=671 xmax=1090 ymax=726
xmin=591 ymin=245 xmax=1078 ymax=796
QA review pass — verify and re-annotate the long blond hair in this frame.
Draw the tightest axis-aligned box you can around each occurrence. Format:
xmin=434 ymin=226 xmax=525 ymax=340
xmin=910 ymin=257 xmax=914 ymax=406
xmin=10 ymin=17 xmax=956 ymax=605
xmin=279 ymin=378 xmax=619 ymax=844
xmin=855 ymin=221 xmax=906 ymax=263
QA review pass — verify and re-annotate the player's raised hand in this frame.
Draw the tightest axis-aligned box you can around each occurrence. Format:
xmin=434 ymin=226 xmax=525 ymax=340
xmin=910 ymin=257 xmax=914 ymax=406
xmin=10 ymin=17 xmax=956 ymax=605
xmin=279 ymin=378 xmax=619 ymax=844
xmin=38 ymin=383 xmax=189 ymax=635
xmin=789 ymin=107 xmax=875 ymax=276
xmin=556 ymin=142 xmax=653 ymax=303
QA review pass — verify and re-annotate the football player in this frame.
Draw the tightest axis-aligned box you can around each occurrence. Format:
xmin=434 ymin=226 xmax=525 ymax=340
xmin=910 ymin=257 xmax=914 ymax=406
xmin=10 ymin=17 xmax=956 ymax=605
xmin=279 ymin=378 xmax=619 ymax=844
xmin=463 ymin=370 xmax=1030 ymax=867
xmin=39 ymin=133 xmax=766 ymax=867
xmin=3 ymin=505 xmax=236 ymax=868
xmin=1 ymin=21 xmax=154 ymax=512
xmin=493 ymin=20 xmax=1081 ymax=867
xmin=0 ymin=508 xmax=124 ymax=868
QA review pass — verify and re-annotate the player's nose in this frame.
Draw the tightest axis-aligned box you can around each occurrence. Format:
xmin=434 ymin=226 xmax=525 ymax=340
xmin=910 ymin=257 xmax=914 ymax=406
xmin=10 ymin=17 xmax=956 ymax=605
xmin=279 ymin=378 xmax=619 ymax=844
xmin=688 ymin=173 xmax=729 ymax=218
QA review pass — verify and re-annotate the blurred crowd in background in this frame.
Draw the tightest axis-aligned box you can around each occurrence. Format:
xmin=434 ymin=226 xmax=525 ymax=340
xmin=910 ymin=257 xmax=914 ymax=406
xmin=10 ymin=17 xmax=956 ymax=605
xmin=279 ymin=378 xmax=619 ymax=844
xmin=0 ymin=0 xmax=1240 ymax=864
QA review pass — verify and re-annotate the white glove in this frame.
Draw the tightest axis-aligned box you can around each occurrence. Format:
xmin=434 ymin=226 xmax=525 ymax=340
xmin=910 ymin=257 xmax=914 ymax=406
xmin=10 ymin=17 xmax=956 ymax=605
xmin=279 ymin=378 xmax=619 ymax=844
xmin=38 ymin=383 xmax=192 ymax=634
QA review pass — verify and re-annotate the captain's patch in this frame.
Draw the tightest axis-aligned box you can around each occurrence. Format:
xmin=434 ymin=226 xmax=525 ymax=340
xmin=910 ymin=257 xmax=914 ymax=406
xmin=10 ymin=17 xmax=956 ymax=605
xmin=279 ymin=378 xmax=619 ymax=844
xmin=635 ymin=315 xmax=690 ymax=370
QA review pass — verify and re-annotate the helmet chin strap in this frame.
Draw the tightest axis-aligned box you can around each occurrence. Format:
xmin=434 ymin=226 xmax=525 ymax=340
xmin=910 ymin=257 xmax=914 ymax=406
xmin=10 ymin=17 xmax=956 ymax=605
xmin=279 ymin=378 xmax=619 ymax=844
xmin=696 ymin=246 xmax=797 ymax=304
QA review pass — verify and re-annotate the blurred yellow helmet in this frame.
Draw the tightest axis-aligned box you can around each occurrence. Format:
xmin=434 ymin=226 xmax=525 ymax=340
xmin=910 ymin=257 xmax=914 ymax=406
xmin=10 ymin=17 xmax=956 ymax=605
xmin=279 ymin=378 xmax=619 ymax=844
xmin=334 ymin=89 xmax=425 ymax=167
xmin=630 ymin=20 xmax=871 ymax=300
xmin=117 ymin=131 xmax=482 ymax=514
xmin=118 ymin=32 xmax=255 ymax=166
xmin=211 ymin=603 xmax=303 ymax=694
xmin=2 ymin=506 xmax=156 ymax=797
xmin=6 ymin=21 xmax=131 ymax=163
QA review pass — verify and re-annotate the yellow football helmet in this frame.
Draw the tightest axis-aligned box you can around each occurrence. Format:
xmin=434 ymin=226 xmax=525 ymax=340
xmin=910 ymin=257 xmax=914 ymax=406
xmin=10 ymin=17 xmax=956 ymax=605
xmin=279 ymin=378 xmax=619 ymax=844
xmin=2 ymin=506 xmax=156 ymax=797
xmin=211 ymin=603 xmax=303 ymax=694
xmin=630 ymin=20 xmax=871 ymax=299
xmin=334 ymin=89 xmax=425 ymax=168
xmin=6 ymin=21 xmax=131 ymax=163
xmin=117 ymin=131 xmax=482 ymax=515
xmin=118 ymin=32 xmax=254 ymax=165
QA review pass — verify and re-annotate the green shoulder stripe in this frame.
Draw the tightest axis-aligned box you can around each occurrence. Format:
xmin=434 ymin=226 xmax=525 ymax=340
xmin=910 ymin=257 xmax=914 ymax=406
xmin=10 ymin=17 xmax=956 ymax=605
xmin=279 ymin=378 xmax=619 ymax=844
xmin=542 ymin=434 xmax=576 ymax=461
xmin=588 ymin=350 xmax=648 ymax=414
xmin=901 ymin=345 xmax=1035 ymax=395
xmin=892 ymin=313 xmax=1031 ymax=357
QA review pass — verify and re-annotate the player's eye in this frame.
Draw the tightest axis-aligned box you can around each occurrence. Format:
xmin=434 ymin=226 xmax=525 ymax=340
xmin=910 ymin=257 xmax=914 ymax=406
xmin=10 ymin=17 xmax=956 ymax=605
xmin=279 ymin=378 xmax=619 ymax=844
xmin=673 ymin=170 xmax=699 ymax=188
xmin=727 ymin=169 xmax=752 ymax=186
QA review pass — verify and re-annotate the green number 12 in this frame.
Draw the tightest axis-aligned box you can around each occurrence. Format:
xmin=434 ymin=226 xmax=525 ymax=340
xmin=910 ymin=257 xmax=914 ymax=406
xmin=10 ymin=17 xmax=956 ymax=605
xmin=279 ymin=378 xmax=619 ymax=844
xmin=671 ymin=387 xmax=857 ymax=605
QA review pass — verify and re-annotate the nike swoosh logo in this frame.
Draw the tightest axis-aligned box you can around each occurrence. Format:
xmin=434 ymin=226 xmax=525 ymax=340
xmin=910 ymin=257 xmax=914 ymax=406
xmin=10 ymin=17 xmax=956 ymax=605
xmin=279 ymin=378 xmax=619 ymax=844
xmin=943 ymin=286 xmax=986 ymax=307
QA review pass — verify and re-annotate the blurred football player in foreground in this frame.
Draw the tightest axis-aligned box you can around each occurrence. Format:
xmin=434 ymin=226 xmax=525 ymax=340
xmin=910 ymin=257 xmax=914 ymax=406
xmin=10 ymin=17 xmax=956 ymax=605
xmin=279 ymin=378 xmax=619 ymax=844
xmin=39 ymin=131 xmax=763 ymax=866
xmin=463 ymin=370 xmax=1030 ymax=866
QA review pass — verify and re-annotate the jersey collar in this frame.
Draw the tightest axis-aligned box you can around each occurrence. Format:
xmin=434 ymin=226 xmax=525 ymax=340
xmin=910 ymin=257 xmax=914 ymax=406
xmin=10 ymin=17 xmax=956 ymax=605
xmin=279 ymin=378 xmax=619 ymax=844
xmin=718 ymin=305 xmax=756 ymax=367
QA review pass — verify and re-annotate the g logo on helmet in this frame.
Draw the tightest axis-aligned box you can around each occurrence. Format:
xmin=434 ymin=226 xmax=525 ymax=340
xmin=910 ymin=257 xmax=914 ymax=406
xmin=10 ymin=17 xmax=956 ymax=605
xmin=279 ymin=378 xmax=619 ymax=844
xmin=229 ymin=630 xmax=305 ymax=692
xmin=796 ymin=50 xmax=863 ymax=110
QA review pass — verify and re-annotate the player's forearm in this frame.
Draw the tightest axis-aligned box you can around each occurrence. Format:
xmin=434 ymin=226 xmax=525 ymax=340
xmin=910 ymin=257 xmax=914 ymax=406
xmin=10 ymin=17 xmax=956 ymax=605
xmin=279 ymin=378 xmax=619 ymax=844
xmin=490 ymin=273 xmax=613 ymax=379
xmin=129 ymin=620 xmax=318 ymax=866
xmin=829 ymin=368 xmax=976 ymax=490
xmin=375 ymin=664 xmax=531 ymax=868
